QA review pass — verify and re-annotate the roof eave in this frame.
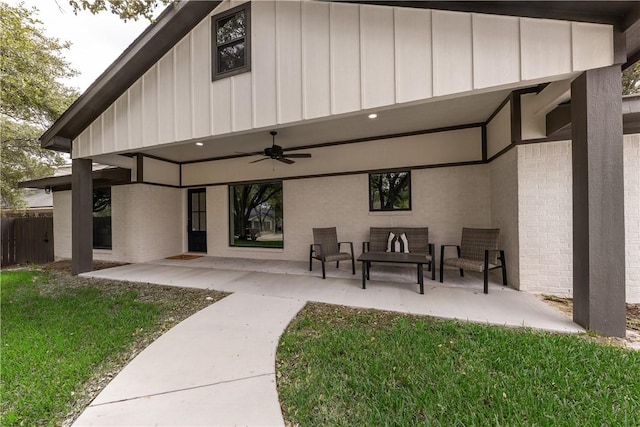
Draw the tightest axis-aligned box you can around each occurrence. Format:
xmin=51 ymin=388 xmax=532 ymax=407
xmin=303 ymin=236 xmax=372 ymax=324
xmin=40 ymin=0 xmax=222 ymax=152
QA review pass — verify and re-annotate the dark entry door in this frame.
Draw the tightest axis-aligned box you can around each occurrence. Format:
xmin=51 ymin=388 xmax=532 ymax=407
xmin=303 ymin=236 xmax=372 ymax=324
xmin=188 ymin=188 xmax=207 ymax=253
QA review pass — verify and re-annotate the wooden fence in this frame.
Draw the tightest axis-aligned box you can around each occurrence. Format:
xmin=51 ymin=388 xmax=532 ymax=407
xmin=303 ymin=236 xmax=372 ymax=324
xmin=1 ymin=217 xmax=54 ymax=267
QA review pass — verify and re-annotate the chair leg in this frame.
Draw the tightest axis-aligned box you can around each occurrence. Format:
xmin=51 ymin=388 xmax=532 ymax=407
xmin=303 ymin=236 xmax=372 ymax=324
xmin=309 ymin=244 xmax=313 ymax=271
xmin=483 ymin=250 xmax=489 ymax=294
xmin=321 ymin=261 xmax=326 ymax=279
xmin=500 ymin=250 xmax=508 ymax=286
xmin=351 ymin=257 xmax=355 ymax=275
xmin=483 ymin=269 xmax=489 ymax=294
xmin=439 ymin=246 xmax=444 ymax=283
xmin=336 ymin=261 xmax=339 ymax=268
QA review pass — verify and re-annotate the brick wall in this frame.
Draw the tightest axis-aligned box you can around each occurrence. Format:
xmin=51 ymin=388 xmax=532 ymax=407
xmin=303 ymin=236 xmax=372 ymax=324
xmin=205 ymin=165 xmax=492 ymax=262
xmin=516 ymin=135 xmax=640 ymax=303
xmin=517 ymin=141 xmax=573 ymax=295
xmin=625 ymin=134 xmax=640 ymax=303
xmin=489 ymin=148 xmax=520 ymax=289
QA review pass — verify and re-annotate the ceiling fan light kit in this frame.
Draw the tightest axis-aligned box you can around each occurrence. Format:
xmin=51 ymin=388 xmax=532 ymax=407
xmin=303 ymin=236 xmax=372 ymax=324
xmin=250 ymin=131 xmax=312 ymax=164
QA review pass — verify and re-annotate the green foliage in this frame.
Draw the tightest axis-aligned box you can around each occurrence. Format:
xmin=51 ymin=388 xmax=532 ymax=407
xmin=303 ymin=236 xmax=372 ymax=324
xmin=0 ymin=2 xmax=77 ymax=211
xmin=68 ymin=0 xmax=171 ymax=22
xmin=278 ymin=304 xmax=640 ymax=426
xmin=0 ymin=270 xmax=159 ymax=426
xmin=623 ymin=62 xmax=640 ymax=95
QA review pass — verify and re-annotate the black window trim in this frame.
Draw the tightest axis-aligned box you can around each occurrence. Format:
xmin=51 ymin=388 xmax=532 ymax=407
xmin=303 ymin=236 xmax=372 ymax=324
xmin=211 ymin=2 xmax=251 ymax=81
xmin=368 ymin=170 xmax=412 ymax=212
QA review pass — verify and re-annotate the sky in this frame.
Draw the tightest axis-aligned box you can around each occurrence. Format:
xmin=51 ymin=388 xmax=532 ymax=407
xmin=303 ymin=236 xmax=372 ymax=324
xmin=9 ymin=0 xmax=161 ymax=92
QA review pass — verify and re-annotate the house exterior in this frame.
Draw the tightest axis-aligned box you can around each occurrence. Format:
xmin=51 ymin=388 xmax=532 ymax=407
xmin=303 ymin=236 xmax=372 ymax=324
xmin=25 ymin=0 xmax=640 ymax=337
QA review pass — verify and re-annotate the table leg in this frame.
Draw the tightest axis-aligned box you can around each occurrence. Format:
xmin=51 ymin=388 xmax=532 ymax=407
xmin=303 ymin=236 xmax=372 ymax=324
xmin=362 ymin=261 xmax=366 ymax=289
xmin=418 ymin=263 xmax=424 ymax=294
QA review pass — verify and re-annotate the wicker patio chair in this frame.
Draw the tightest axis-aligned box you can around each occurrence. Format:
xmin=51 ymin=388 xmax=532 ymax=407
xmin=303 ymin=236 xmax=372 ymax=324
xmin=309 ymin=227 xmax=355 ymax=279
xmin=439 ymin=227 xmax=507 ymax=294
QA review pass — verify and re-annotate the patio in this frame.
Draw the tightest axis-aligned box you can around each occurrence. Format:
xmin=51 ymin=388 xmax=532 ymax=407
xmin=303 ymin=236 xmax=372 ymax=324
xmin=83 ymin=256 xmax=581 ymax=333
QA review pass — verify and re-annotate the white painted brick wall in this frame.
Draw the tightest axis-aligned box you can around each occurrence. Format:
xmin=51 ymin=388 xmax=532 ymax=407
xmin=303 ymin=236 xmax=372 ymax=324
xmin=52 ymin=191 xmax=72 ymax=260
xmin=516 ymin=136 xmax=640 ymax=303
xmin=517 ymin=141 xmax=573 ymax=296
xmin=52 ymin=184 xmax=183 ymax=263
xmin=625 ymin=134 xmax=640 ymax=303
xmin=489 ymin=148 xmax=520 ymax=289
xmin=206 ymin=165 xmax=492 ymax=262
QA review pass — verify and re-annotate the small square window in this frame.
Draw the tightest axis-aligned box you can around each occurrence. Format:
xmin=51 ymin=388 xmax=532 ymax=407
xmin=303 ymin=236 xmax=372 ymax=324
xmin=212 ymin=3 xmax=251 ymax=80
xmin=369 ymin=171 xmax=411 ymax=211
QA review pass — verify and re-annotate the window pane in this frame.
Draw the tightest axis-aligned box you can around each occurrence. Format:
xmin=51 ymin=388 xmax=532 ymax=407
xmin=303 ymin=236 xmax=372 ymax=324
xmin=191 ymin=192 xmax=199 ymax=211
xmin=217 ymin=42 xmax=245 ymax=73
xmin=229 ymin=182 xmax=283 ymax=248
xmin=93 ymin=187 xmax=112 ymax=249
xmin=199 ymin=191 xmax=206 ymax=211
xmin=191 ymin=212 xmax=199 ymax=231
xmin=369 ymin=171 xmax=411 ymax=211
xmin=199 ymin=212 xmax=207 ymax=231
xmin=217 ymin=11 xmax=245 ymax=44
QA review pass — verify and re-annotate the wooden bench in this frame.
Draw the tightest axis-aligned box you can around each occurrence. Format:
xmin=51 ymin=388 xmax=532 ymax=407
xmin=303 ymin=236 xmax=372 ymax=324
xmin=361 ymin=227 xmax=435 ymax=289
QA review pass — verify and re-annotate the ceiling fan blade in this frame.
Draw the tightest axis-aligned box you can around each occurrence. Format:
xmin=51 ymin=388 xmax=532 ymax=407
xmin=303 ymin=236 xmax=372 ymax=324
xmin=283 ymin=153 xmax=312 ymax=158
xmin=277 ymin=157 xmax=295 ymax=164
xmin=249 ymin=157 xmax=270 ymax=163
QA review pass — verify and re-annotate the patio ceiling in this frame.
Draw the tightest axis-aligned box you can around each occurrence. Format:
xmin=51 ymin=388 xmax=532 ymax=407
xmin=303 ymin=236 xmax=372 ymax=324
xmin=135 ymin=86 xmax=516 ymax=164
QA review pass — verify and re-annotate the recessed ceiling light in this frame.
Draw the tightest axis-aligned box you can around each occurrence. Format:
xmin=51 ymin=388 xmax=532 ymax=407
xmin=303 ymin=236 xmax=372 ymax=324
xmin=368 ymin=113 xmax=378 ymax=119
xmin=195 ymin=142 xmax=204 ymax=146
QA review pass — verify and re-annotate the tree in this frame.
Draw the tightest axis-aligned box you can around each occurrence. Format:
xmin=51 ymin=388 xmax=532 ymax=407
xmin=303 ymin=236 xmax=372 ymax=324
xmin=232 ymin=183 xmax=282 ymax=240
xmin=0 ymin=2 xmax=78 ymax=211
xmin=68 ymin=0 xmax=171 ymax=21
xmin=623 ymin=62 xmax=640 ymax=95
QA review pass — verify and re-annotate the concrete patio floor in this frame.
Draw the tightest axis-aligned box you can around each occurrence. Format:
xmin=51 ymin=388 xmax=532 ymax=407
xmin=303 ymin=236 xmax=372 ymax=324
xmin=73 ymin=256 xmax=582 ymax=426
xmin=88 ymin=255 xmax=580 ymax=332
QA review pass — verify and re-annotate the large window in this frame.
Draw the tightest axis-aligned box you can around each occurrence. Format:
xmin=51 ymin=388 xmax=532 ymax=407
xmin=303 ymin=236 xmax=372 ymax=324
xmin=212 ymin=3 xmax=251 ymax=80
xmin=369 ymin=171 xmax=411 ymax=211
xmin=93 ymin=187 xmax=112 ymax=249
xmin=229 ymin=182 xmax=283 ymax=248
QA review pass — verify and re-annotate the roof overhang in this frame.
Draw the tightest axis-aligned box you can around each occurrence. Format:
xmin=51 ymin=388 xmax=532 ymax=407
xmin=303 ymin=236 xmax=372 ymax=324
xmin=40 ymin=0 xmax=222 ymax=152
xmin=41 ymin=1 xmax=639 ymax=155
xmin=19 ymin=168 xmax=131 ymax=192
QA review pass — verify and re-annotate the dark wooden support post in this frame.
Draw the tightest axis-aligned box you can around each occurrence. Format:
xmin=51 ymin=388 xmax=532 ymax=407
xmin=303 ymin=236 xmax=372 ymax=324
xmin=72 ymin=158 xmax=93 ymax=275
xmin=571 ymin=66 xmax=626 ymax=337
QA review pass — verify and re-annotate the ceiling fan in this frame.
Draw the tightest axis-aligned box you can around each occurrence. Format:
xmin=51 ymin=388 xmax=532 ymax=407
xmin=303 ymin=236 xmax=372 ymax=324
xmin=250 ymin=131 xmax=312 ymax=164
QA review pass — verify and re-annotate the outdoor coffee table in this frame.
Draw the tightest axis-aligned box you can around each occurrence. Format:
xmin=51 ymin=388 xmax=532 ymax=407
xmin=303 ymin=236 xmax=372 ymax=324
xmin=357 ymin=252 xmax=432 ymax=294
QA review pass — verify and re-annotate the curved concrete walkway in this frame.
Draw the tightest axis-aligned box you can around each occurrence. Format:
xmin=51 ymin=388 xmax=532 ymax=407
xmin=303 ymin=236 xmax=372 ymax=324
xmin=74 ymin=257 xmax=581 ymax=426
xmin=74 ymin=293 xmax=305 ymax=426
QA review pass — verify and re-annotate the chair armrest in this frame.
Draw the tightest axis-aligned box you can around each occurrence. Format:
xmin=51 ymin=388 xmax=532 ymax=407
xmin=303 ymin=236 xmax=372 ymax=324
xmin=311 ymin=243 xmax=324 ymax=257
xmin=428 ymin=243 xmax=435 ymax=256
xmin=440 ymin=244 xmax=461 ymax=259
xmin=338 ymin=241 xmax=354 ymax=257
xmin=362 ymin=241 xmax=370 ymax=253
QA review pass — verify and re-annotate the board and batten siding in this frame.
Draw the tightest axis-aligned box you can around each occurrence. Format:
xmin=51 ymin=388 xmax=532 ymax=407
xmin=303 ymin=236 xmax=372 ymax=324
xmin=73 ymin=0 xmax=614 ymax=159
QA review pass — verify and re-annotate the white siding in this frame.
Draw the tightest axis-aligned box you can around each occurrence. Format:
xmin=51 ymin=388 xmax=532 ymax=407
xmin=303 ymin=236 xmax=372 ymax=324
xmin=302 ymin=1 xmax=331 ymax=119
xmin=73 ymin=1 xmax=615 ymax=159
xmin=432 ymin=10 xmax=473 ymax=96
xmin=395 ymin=8 xmax=432 ymax=103
xmin=276 ymin=0 xmax=303 ymax=123
xmin=330 ymin=2 xmax=361 ymax=115
xmin=472 ymin=14 xmax=520 ymax=89
xmin=520 ymin=18 xmax=572 ymax=81
xmin=360 ymin=5 xmax=395 ymax=109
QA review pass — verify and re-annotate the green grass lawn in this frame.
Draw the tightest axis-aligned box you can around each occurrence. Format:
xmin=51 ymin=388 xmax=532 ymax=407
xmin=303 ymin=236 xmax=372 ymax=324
xmin=0 ymin=269 xmax=224 ymax=426
xmin=1 ymin=270 xmax=160 ymax=426
xmin=277 ymin=304 xmax=640 ymax=426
